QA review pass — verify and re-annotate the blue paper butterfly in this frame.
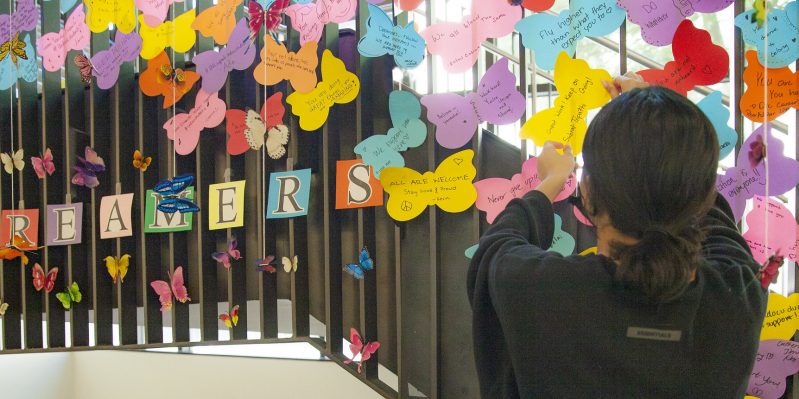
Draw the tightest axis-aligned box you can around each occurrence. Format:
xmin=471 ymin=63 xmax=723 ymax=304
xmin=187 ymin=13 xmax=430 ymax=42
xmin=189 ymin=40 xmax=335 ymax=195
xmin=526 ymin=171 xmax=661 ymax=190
xmin=153 ymin=174 xmax=200 ymax=214
xmin=0 ymin=34 xmax=38 ymax=91
xmin=735 ymin=1 xmax=799 ymax=68
xmin=343 ymin=247 xmax=374 ymax=280
xmin=696 ymin=91 xmax=738 ymax=160
xmin=356 ymin=3 xmax=425 ymax=69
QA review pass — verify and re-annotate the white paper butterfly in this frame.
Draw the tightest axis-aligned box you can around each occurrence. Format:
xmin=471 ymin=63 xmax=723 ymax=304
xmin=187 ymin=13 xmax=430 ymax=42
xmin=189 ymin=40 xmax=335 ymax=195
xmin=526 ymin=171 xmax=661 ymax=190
xmin=1 ymin=149 xmax=24 ymax=174
xmin=282 ymin=255 xmax=298 ymax=273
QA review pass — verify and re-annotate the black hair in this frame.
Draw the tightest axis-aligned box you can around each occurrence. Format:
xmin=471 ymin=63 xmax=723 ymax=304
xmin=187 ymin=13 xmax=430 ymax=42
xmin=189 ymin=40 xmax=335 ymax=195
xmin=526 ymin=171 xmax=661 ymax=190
xmin=582 ymin=86 xmax=719 ymax=303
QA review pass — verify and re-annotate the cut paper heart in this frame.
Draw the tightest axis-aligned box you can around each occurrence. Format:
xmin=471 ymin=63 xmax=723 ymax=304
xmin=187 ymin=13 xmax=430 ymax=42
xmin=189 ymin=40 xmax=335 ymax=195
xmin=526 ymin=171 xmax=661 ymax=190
xmin=164 ymin=90 xmax=227 ymax=155
xmin=695 ymin=91 xmax=738 ymax=160
xmin=740 ymin=50 xmax=799 ymax=123
xmin=138 ymin=9 xmax=197 ymax=60
xmin=357 ymin=3 xmax=426 ymax=69
xmin=716 ymin=124 xmax=799 ymax=221
xmin=284 ymin=0 xmax=357 ymax=45
xmin=474 ymin=156 xmax=576 ymax=223
xmin=36 ymin=7 xmax=90 ymax=72
xmin=747 ymin=340 xmax=799 ymax=399
xmin=637 ymin=20 xmax=729 ymax=96
xmin=515 ymin=0 xmax=626 ymax=70
xmin=520 ymin=52 xmax=611 ymax=155
xmin=135 ymin=0 xmax=184 ymax=27
xmin=226 ymin=91 xmax=289 ymax=158
xmin=421 ymin=58 xmax=525 ymax=149
xmin=286 ymin=49 xmax=360 ymax=131
xmin=761 ymin=292 xmax=799 ymax=341
xmin=193 ymin=18 xmax=256 ymax=94
xmin=83 ymin=0 xmax=136 ymax=33
xmin=354 ymin=90 xmax=427 ymax=177
xmin=139 ymin=50 xmax=199 ymax=108
xmin=735 ymin=1 xmax=799 ymax=68
xmin=0 ymin=33 xmax=38 ymax=90
xmin=742 ymin=196 xmax=797 ymax=264
xmin=0 ymin=0 xmax=39 ymax=37
xmin=379 ymin=149 xmax=477 ymax=222
xmin=617 ymin=0 xmax=733 ymax=46
xmin=550 ymin=214 xmax=575 ymax=256
xmin=192 ymin=0 xmax=243 ymax=45
xmin=420 ymin=0 xmax=521 ymax=73
xmin=253 ymin=39 xmax=318 ymax=94
xmin=87 ymin=31 xmax=142 ymax=90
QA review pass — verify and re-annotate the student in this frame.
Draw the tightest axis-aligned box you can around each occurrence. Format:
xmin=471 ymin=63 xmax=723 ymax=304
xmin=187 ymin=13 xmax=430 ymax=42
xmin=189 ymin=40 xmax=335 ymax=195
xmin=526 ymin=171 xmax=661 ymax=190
xmin=467 ymin=79 xmax=767 ymax=398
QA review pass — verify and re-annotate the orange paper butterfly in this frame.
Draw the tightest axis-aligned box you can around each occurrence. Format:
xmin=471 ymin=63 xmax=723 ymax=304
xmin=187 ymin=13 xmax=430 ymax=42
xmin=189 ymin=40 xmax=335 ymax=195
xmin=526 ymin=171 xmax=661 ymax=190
xmin=0 ymin=235 xmax=36 ymax=265
xmin=132 ymin=150 xmax=152 ymax=171
xmin=219 ymin=304 xmax=239 ymax=328
xmin=139 ymin=51 xmax=200 ymax=109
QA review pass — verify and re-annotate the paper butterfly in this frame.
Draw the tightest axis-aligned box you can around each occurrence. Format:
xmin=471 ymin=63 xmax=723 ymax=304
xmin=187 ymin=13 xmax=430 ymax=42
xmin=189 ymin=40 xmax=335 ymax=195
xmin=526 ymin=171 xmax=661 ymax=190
xmin=0 ymin=0 xmax=39 ymax=38
xmin=73 ymin=54 xmax=92 ymax=84
xmin=253 ymin=39 xmax=318 ymax=94
xmin=77 ymin=31 xmax=142 ymax=90
xmin=1 ymin=149 xmax=24 ymax=174
xmin=164 ymin=90 xmax=226 ymax=155
xmin=474 ymin=157 xmax=576 ymax=223
xmin=140 ymin=51 xmax=200 ymax=109
xmin=248 ymin=0 xmax=290 ymax=41
xmin=395 ymin=0 xmax=422 ymax=11
xmin=751 ymin=0 xmax=768 ymax=27
xmin=343 ymin=247 xmax=374 ymax=280
xmin=421 ymin=58 xmax=524 ymax=149
xmin=515 ymin=0 xmax=626 ymax=70
xmin=617 ymin=0 xmax=733 ymax=46
xmin=749 ymin=134 xmax=765 ymax=168
xmin=286 ymin=49 xmax=360 ymax=131
xmin=747 ymin=339 xmax=799 ymax=399
xmin=637 ymin=21 xmax=729 ymax=96
xmin=104 ymin=254 xmax=130 ymax=284
xmin=72 ymin=146 xmax=106 ymax=189
xmin=518 ymin=0 xmax=555 ymax=11
xmin=695 ymin=91 xmax=738 ymax=160
xmin=758 ymin=251 xmax=784 ymax=289
xmin=193 ymin=19 xmax=256 ymax=94
xmin=32 ymin=263 xmax=58 ymax=293
xmin=742 ymin=196 xmax=797 ymax=264
xmin=284 ymin=0 xmax=357 ymax=45
xmin=83 ymin=0 xmax=137 ymax=33
xmin=212 ymin=237 xmax=242 ymax=269
xmin=735 ymin=0 xmax=799 ymax=68
xmin=133 ymin=150 xmax=152 ymax=172
xmin=0 ymin=33 xmax=37 ymax=90
xmin=520 ymin=52 xmax=611 ymax=155
xmin=193 ymin=0 xmax=243 ymax=45
xmin=0 ymin=301 xmax=7 ymax=316
xmin=225 ymin=91 xmax=289 ymax=158
xmin=135 ymin=0 xmax=184 ymax=27
xmin=138 ymin=9 xmax=197 ymax=60
xmin=153 ymin=174 xmax=200 ymax=214
xmin=761 ymin=293 xmax=799 ymax=340
xmin=343 ymin=327 xmax=380 ymax=374
xmin=0 ymin=235 xmax=35 ymax=265
xmin=379 ymin=149 xmax=477 ymax=222
xmin=354 ymin=90 xmax=426 ymax=177
xmin=282 ymin=255 xmax=298 ymax=273
xmin=219 ymin=305 xmax=240 ymax=328
xmin=150 ymin=266 xmax=190 ymax=312
xmin=420 ymin=0 xmax=521 ymax=73
xmin=31 ymin=148 xmax=55 ymax=179
xmin=56 ymin=282 xmax=82 ymax=310
xmin=255 ymin=256 xmax=277 ymax=273
xmin=36 ymin=7 xmax=90 ymax=72
xmin=740 ymin=50 xmax=799 ymax=123
xmin=357 ymin=3 xmax=425 ymax=69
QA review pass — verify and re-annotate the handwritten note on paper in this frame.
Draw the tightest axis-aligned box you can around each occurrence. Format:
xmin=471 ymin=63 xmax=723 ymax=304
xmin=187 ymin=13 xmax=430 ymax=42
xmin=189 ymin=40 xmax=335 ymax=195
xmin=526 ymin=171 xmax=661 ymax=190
xmin=354 ymin=90 xmax=427 ymax=177
xmin=474 ymin=157 xmax=576 ymax=223
xmin=37 ymin=7 xmax=90 ymax=72
xmin=192 ymin=0 xmax=242 ymax=45
xmin=736 ymin=1 xmax=799 ymax=68
xmin=254 ymin=39 xmax=319 ymax=94
xmin=421 ymin=58 xmax=525 ymax=149
xmin=638 ymin=20 xmax=729 ymax=95
xmin=135 ymin=0 xmax=182 ymax=27
xmin=520 ymin=52 xmax=611 ymax=155
xmin=741 ymin=51 xmax=799 ymax=123
xmin=193 ymin=19 xmax=256 ymax=94
xmin=0 ymin=0 xmax=39 ymax=37
xmin=420 ymin=0 xmax=522 ymax=73
xmin=761 ymin=293 xmax=799 ymax=341
xmin=0 ymin=34 xmax=38 ymax=91
xmin=90 ymin=31 xmax=143 ymax=90
xmin=696 ymin=91 xmax=738 ymax=160
xmin=139 ymin=50 xmax=200 ymax=109
xmin=138 ymin=9 xmax=197 ymax=60
xmin=284 ymin=0 xmax=357 ymax=45
xmin=550 ymin=214 xmax=576 ymax=256
xmin=515 ymin=0 xmax=625 ymax=70
xmin=617 ymin=0 xmax=733 ymax=46
xmin=747 ymin=340 xmax=799 ymax=399
xmin=164 ymin=90 xmax=227 ymax=155
xmin=379 ymin=149 xmax=477 ymax=222
xmin=286 ymin=49 xmax=360 ymax=131
xmin=357 ymin=3 xmax=425 ymax=69
xmin=84 ymin=0 xmax=136 ymax=33
xmin=742 ymin=196 xmax=797 ymax=264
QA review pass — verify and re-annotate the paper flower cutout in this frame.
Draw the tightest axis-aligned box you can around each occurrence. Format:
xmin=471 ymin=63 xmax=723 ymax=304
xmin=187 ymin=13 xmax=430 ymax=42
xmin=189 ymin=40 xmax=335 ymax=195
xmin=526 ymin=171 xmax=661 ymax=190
xmin=735 ymin=0 xmax=799 ymax=68
xmin=192 ymin=0 xmax=243 ymax=45
xmin=138 ymin=9 xmax=197 ymax=60
xmin=740 ymin=50 xmax=799 ymax=123
xmin=83 ymin=0 xmax=136 ymax=33
xmin=617 ymin=0 xmax=733 ymax=46
xmin=695 ymin=91 xmax=738 ymax=159
xmin=357 ymin=3 xmax=426 ymax=69
xmin=193 ymin=18 xmax=256 ymax=94
xmin=284 ymin=0 xmax=357 ymax=45
xmin=164 ymin=90 xmax=226 ymax=155
xmin=36 ymin=7 xmax=90 ymax=72
xmin=254 ymin=39 xmax=319 ymax=94
xmin=225 ymin=91 xmax=289 ymax=159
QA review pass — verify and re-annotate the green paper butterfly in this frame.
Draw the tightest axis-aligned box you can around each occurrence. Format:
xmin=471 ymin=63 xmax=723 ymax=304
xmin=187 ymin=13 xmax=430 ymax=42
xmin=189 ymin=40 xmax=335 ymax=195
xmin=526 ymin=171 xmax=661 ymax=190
xmin=56 ymin=282 xmax=83 ymax=310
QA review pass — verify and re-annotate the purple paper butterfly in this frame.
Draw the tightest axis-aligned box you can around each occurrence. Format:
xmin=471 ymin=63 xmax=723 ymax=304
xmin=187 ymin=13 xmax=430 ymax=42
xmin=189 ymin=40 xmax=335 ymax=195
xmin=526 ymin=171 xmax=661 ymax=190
xmin=420 ymin=58 xmax=525 ymax=149
xmin=617 ymin=0 xmax=733 ymax=46
xmin=211 ymin=237 xmax=241 ymax=270
xmin=89 ymin=31 xmax=143 ymax=90
xmin=0 ymin=0 xmax=39 ymax=37
xmin=71 ymin=146 xmax=106 ymax=189
xmin=192 ymin=18 xmax=256 ymax=94
xmin=747 ymin=340 xmax=799 ymax=399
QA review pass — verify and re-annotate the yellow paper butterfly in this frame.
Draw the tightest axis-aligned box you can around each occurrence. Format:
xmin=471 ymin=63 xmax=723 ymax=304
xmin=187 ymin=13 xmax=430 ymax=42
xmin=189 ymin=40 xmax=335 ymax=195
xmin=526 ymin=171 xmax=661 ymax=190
xmin=219 ymin=305 xmax=239 ymax=328
xmin=282 ymin=255 xmax=298 ymax=273
xmin=379 ymin=149 xmax=477 ymax=222
xmin=83 ymin=0 xmax=137 ymax=34
xmin=752 ymin=0 xmax=768 ymax=28
xmin=1 ymin=148 xmax=24 ymax=174
xmin=0 ymin=300 xmax=8 ymax=316
xmin=104 ymin=254 xmax=131 ymax=284
xmin=286 ymin=49 xmax=360 ymax=131
xmin=519 ymin=52 xmax=611 ymax=155
xmin=132 ymin=150 xmax=152 ymax=171
xmin=0 ymin=33 xmax=28 ymax=65
xmin=760 ymin=292 xmax=799 ymax=340
xmin=138 ymin=9 xmax=197 ymax=60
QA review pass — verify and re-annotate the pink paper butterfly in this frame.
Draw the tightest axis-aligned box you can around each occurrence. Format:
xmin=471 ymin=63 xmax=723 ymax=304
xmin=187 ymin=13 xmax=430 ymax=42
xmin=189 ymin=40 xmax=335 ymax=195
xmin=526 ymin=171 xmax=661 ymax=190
xmin=31 ymin=148 xmax=55 ymax=179
xmin=149 ymin=266 xmax=191 ymax=312
xmin=343 ymin=327 xmax=380 ymax=374
xmin=36 ymin=7 xmax=90 ymax=72
xmin=284 ymin=0 xmax=357 ymax=45
xmin=212 ymin=237 xmax=242 ymax=269
xmin=163 ymin=90 xmax=227 ymax=155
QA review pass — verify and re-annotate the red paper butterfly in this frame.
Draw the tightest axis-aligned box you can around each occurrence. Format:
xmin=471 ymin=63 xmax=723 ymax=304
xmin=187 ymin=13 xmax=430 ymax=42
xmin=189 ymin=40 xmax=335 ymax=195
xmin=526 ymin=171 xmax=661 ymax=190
xmin=248 ymin=0 xmax=290 ymax=41
xmin=758 ymin=251 xmax=785 ymax=289
xmin=343 ymin=327 xmax=380 ymax=373
xmin=255 ymin=255 xmax=277 ymax=273
xmin=32 ymin=263 xmax=58 ymax=293
xmin=73 ymin=54 xmax=93 ymax=85
xmin=219 ymin=305 xmax=240 ymax=328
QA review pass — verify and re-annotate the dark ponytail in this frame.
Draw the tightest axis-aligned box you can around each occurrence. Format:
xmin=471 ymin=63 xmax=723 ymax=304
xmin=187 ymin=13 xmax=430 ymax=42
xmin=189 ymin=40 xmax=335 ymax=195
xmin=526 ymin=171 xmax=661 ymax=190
xmin=582 ymin=87 xmax=719 ymax=303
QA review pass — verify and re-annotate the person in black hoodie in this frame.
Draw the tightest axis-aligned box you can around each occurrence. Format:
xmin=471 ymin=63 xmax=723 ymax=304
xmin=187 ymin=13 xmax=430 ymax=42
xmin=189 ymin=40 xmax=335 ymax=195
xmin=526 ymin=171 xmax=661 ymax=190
xmin=467 ymin=78 xmax=767 ymax=398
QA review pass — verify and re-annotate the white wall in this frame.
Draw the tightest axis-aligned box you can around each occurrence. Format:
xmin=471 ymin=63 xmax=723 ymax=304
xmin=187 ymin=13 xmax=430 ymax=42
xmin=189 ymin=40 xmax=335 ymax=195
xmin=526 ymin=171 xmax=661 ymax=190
xmin=0 ymin=352 xmax=74 ymax=399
